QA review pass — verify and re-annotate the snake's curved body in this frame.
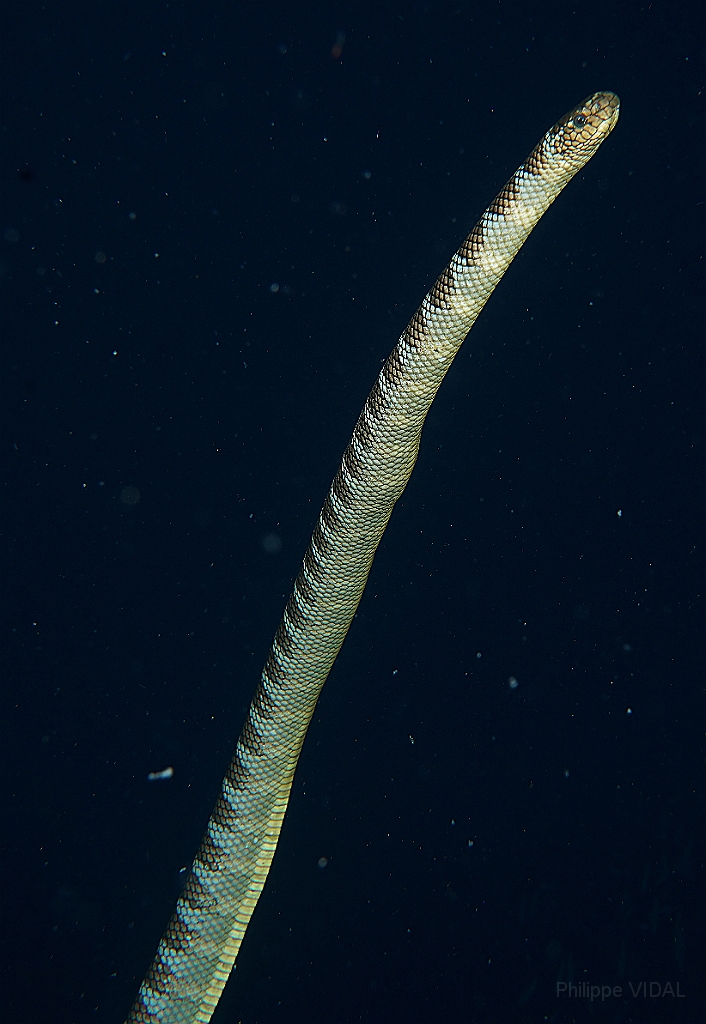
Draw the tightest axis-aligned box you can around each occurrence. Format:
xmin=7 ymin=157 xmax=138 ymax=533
xmin=127 ymin=92 xmax=619 ymax=1023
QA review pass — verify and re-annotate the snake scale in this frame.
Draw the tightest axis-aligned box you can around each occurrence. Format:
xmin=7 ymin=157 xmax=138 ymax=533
xmin=127 ymin=91 xmax=620 ymax=1023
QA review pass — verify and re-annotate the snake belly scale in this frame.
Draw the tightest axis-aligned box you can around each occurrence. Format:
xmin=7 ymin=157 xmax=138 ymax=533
xmin=127 ymin=91 xmax=619 ymax=1023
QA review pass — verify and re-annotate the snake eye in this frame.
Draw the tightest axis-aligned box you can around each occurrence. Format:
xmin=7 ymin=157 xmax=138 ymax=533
xmin=572 ymin=113 xmax=587 ymax=128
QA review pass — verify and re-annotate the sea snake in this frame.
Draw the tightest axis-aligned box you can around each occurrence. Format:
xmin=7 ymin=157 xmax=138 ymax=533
xmin=126 ymin=91 xmax=619 ymax=1023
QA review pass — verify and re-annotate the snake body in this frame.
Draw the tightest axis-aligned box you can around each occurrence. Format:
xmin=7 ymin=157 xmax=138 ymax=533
xmin=127 ymin=91 xmax=619 ymax=1023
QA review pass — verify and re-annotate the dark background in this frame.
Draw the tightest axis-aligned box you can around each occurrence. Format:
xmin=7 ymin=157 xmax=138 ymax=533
xmin=1 ymin=3 xmax=703 ymax=1023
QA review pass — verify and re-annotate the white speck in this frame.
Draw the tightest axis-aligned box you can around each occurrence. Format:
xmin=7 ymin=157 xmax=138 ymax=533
xmin=508 ymin=676 xmax=518 ymax=689
xmin=617 ymin=509 xmax=622 ymax=517
xmin=147 ymin=766 xmax=174 ymax=781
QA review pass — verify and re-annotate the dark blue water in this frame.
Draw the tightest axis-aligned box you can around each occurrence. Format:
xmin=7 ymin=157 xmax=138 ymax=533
xmin=2 ymin=4 xmax=703 ymax=1022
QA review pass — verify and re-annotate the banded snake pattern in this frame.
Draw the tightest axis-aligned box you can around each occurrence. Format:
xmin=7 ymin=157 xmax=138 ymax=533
xmin=127 ymin=90 xmax=620 ymax=1023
